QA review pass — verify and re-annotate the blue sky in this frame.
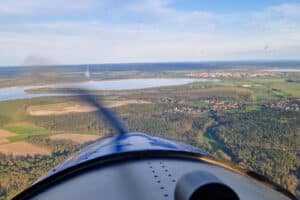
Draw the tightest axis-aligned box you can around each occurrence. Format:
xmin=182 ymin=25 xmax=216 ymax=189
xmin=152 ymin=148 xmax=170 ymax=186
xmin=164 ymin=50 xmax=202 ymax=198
xmin=171 ymin=0 xmax=298 ymax=12
xmin=0 ymin=0 xmax=300 ymax=66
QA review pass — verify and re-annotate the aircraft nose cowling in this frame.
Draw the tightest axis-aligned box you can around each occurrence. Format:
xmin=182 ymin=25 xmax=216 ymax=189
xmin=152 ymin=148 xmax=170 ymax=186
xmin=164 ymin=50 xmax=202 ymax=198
xmin=47 ymin=132 xmax=210 ymax=178
xmin=14 ymin=132 xmax=297 ymax=200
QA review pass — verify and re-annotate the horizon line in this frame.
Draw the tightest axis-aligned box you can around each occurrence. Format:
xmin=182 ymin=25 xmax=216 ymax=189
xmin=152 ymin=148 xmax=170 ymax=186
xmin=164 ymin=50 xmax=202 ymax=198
xmin=1 ymin=59 xmax=300 ymax=68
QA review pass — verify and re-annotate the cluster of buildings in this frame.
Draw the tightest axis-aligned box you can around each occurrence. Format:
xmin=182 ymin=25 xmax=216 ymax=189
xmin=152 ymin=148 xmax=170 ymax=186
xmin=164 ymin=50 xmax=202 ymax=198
xmin=168 ymin=106 xmax=202 ymax=114
xmin=188 ymin=72 xmax=245 ymax=78
xmin=187 ymin=72 xmax=276 ymax=79
xmin=206 ymin=99 xmax=243 ymax=111
xmin=266 ymin=100 xmax=299 ymax=111
xmin=167 ymin=100 xmax=244 ymax=113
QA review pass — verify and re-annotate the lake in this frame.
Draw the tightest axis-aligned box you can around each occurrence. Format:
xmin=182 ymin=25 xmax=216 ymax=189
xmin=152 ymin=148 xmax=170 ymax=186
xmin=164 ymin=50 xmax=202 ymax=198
xmin=0 ymin=78 xmax=219 ymax=101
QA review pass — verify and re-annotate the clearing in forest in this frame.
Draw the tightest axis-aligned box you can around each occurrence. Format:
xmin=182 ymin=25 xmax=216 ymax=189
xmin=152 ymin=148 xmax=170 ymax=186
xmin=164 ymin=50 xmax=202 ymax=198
xmin=50 ymin=134 xmax=100 ymax=144
xmin=27 ymin=102 xmax=97 ymax=116
xmin=0 ymin=141 xmax=51 ymax=156
xmin=4 ymin=125 xmax=50 ymax=142
xmin=27 ymin=100 xmax=150 ymax=116
xmin=0 ymin=129 xmax=16 ymax=144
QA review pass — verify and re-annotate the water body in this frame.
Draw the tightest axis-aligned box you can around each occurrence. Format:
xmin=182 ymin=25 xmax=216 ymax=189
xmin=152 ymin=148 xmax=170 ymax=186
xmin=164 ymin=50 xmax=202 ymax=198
xmin=0 ymin=78 xmax=219 ymax=101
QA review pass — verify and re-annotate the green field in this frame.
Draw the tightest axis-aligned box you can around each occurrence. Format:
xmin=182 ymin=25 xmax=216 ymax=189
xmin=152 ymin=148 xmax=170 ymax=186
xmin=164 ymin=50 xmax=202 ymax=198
xmin=5 ymin=125 xmax=50 ymax=142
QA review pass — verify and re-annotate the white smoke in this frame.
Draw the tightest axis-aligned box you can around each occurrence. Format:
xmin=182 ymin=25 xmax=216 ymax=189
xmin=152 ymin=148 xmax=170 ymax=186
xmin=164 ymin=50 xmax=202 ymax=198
xmin=85 ymin=65 xmax=91 ymax=78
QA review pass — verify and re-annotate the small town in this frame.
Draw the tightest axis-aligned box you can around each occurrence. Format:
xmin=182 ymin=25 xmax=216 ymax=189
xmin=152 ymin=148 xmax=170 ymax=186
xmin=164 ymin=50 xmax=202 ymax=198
xmin=167 ymin=106 xmax=202 ymax=114
xmin=166 ymin=100 xmax=244 ymax=114
xmin=266 ymin=100 xmax=300 ymax=111
xmin=187 ymin=72 xmax=277 ymax=79
xmin=205 ymin=99 xmax=244 ymax=111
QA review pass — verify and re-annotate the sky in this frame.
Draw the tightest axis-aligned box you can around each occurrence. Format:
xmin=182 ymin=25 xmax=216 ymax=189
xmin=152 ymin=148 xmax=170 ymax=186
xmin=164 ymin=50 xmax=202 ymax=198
xmin=0 ymin=0 xmax=300 ymax=66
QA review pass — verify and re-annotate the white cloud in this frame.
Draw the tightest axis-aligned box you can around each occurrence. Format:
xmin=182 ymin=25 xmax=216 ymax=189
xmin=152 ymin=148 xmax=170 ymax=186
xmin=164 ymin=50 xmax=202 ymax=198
xmin=127 ymin=0 xmax=217 ymax=24
xmin=0 ymin=0 xmax=217 ymax=27
xmin=251 ymin=3 xmax=300 ymax=31
xmin=0 ymin=1 xmax=299 ymax=65
xmin=267 ymin=3 xmax=300 ymax=16
xmin=1 ymin=20 xmax=299 ymax=65
xmin=0 ymin=0 xmax=89 ymax=15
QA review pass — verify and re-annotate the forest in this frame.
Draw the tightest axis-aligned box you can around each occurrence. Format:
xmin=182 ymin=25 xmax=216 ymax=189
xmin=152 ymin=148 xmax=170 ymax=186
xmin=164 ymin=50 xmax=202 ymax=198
xmin=0 ymin=137 xmax=82 ymax=199
xmin=0 ymin=73 xmax=299 ymax=199
xmin=210 ymin=108 xmax=300 ymax=194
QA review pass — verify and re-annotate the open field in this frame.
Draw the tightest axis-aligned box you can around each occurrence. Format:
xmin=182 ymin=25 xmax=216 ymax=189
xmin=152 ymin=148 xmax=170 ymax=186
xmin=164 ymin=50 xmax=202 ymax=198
xmin=27 ymin=102 xmax=97 ymax=116
xmin=27 ymin=100 xmax=151 ymax=116
xmin=4 ymin=125 xmax=51 ymax=142
xmin=0 ymin=141 xmax=51 ymax=156
xmin=190 ymin=77 xmax=300 ymax=101
xmin=0 ymin=129 xmax=16 ymax=144
xmin=269 ymin=82 xmax=300 ymax=98
xmin=50 ymin=134 xmax=100 ymax=144
xmin=105 ymin=99 xmax=151 ymax=108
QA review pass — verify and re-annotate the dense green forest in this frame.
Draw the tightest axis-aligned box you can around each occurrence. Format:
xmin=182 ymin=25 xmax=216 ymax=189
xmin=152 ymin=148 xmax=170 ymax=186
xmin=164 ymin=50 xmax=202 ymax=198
xmin=210 ymin=108 xmax=300 ymax=195
xmin=0 ymin=137 xmax=82 ymax=199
